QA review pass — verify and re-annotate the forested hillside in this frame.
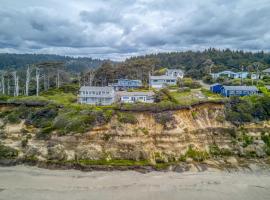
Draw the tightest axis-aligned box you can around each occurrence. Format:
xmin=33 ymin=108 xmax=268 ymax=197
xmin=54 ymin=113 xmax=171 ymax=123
xmin=1 ymin=49 xmax=270 ymax=84
xmin=0 ymin=53 xmax=105 ymax=72
xmin=127 ymin=48 xmax=270 ymax=79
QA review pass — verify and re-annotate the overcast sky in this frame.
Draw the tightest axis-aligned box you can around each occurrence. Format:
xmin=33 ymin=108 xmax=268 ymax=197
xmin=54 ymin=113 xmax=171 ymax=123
xmin=0 ymin=0 xmax=270 ymax=60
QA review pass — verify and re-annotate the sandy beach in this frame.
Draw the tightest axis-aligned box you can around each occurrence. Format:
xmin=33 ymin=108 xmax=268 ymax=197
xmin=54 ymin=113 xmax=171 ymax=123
xmin=0 ymin=166 xmax=270 ymax=200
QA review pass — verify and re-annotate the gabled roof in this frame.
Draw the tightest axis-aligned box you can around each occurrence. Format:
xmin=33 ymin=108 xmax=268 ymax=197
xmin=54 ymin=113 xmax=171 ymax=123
xmin=167 ymin=69 xmax=184 ymax=73
xmin=118 ymin=79 xmax=142 ymax=83
xmin=150 ymin=75 xmax=177 ymax=80
xmin=117 ymin=91 xmax=155 ymax=97
xmin=222 ymin=85 xmax=258 ymax=91
xmin=210 ymin=83 xmax=222 ymax=87
xmin=79 ymin=86 xmax=114 ymax=92
xmin=263 ymin=68 xmax=270 ymax=73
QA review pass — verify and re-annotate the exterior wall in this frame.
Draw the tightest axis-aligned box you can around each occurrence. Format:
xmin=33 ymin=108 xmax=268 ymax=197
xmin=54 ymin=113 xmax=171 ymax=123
xmin=120 ymin=95 xmax=154 ymax=103
xmin=221 ymin=89 xmax=258 ymax=97
xmin=79 ymin=97 xmax=114 ymax=105
xmin=210 ymin=84 xmax=222 ymax=93
xmin=150 ymin=79 xmax=177 ymax=89
xmin=79 ymin=87 xmax=115 ymax=105
xmin=166 ymin=70 xmax=184 ymax=79
xmin=211 ymin=71 xmax=248 ymax=79
xmin=110 ymin=79 xmax=142 ymax=91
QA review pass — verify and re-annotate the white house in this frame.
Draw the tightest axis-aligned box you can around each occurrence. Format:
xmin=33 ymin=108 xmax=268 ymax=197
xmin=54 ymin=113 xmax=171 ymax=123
xmin=150 ymin=75 xmax=177 ymax=89
xmin=211 ymin=70 xmax=249 ymax=79
xmin=263 ymin=68 xmax=270 ymax=76
xmin=166 ymin=69 xmax=184 ymax=79
xmin=116 ymin=91 xmax=155 ymax=103
xmin=150 ymin=68 xmax=184 ymax=89
xmin=78 ymin=86 xmax=115 ymax=105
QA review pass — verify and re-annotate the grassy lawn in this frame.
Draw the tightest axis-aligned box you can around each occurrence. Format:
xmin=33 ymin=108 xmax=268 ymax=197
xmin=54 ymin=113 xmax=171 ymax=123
xmin=170 ymin=88 xmax=224 ymax=105
xmin=200 ymin=88 xmax=224 ymax=100
xmin=170 ymin=89 xmax=204 ymax=105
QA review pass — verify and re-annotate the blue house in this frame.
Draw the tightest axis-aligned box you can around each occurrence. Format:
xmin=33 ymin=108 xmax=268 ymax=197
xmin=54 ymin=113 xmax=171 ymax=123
xmin=210 ymin=83 xmax=223 ymax=93
xmin=221 ymin=86 xmax=259 ymax=97
xmin=109 ymin=79 xmax=142 ymax=91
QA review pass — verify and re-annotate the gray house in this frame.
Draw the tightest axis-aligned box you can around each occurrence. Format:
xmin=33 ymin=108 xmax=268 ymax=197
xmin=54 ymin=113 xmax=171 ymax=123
xmin=78 ymin=86 xmax=115 ymax=105
xmin=221 ymin=86 xmax=259 ymax=97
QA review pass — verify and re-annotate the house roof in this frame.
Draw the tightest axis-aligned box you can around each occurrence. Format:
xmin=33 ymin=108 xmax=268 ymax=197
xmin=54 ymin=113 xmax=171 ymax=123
xmin=79 ymin=86 xmax=114 ymax=92
xmin=210 ymin=83 xmax=222 ymax=87
xmin=150 ymin=75 xmax=177 ymax=80
xmin=263 ymin=68 xmax=270 ymax=73
xmin=118 ymin=79 xmax=142 ymax=83
xmin=167 ymin=69 xmax=184 ymax=73
xmin=266 ymin=85 xmax=270 ymax=90
xmin=117 ymin=91 xmax=155 ymax=97
xmin=222 ymin=86 xmax=258 ymax=91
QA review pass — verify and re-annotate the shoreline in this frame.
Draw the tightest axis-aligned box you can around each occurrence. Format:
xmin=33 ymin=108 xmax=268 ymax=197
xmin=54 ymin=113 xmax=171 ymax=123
xmin=1 ymin=157 xmax=269 ymax=174
xmin=1 ymin=165 xmax=270 ymax=200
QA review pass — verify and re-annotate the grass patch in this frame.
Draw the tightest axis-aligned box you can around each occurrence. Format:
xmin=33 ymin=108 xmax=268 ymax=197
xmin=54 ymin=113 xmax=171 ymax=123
xmin=117 ymin=112 xmax=138 ymax=124
xmin=185 ymin=146 xmax=209 ymax=162
xmin=0 ymin=144 xmax=19 ymax=159
xmin=78 ymin=159 xmax=150 ymax=166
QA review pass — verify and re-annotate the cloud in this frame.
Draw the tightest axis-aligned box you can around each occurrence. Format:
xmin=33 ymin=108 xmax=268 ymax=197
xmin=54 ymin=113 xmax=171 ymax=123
xmin=0 ymin=0 xmax=270 ymax=60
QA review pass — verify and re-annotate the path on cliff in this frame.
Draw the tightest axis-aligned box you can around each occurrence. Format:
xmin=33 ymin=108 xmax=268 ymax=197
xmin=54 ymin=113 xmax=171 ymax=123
xmin=1 ymin=166 xmax=270 ymax=200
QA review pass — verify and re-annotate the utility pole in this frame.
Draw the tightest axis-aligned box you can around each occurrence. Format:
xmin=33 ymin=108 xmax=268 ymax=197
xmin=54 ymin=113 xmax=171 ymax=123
xmin=148 ymin=71 xmax=151 ymax=90
xmin=256 ymin=64 xmax=259 ymax=86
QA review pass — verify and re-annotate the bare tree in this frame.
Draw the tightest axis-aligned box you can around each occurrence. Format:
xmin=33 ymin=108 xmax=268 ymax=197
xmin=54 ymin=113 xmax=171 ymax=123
xmin=88 ymin=69 xmax=95 ymax=86
xmin=0 ymin=70 xmax=5 ymax=95
xmin=25 ymin=66 xmax=31 ymax=96
xmin=7 ymin=75 xmax=10 ymax=96
xmin=12 ymin=71 xmax=19 ymax=96
xmin=35 ymin=68 xmax=40 ymax=96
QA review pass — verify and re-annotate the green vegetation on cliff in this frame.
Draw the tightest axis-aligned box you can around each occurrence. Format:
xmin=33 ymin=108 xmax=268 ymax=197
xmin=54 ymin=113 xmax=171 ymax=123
xmin=0 ymin=144 xmax=18 ymax=159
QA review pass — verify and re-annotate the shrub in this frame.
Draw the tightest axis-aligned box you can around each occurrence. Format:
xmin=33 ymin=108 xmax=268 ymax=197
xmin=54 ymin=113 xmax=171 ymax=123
xmin=64 ymin=118 xmax=87 ymax=133
xmin=209 ymin=145 xmax=232 ymax=157
xmin=178 ymin=78 xmax=201 ymax=89
xmin=225 ymin=96 xmax=253 ymax=125
xmin=21 ymin=138 xmax=28 ymax=148
xmin=154 ymin=88 xmax=178 ymax=103
xmin=185 ymin=146 xmax=209 ymax=161
xmin=154 ymin=112 xmax=175 ymax=126
xmin=117 ymin=112 xmax=138 ymax=124
xmin=36 ymin=126 xmax=54 ymax=140
xmin=242 ymin=134 xmax=253 ymax=147
xmin=0 ymin=144 xmax=19 ymax=159
xmin=5 ymin=112 xmax=20 ymax=124
xmin=26 ymin=105 xmax=58 ymax=128
xmin=191 ymin=111 xmax=198 ymax=119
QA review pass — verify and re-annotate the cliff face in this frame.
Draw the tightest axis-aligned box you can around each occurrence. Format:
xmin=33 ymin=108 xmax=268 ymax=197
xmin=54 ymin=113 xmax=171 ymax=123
xmin=1 ymin=103 xmax=270 ymax=165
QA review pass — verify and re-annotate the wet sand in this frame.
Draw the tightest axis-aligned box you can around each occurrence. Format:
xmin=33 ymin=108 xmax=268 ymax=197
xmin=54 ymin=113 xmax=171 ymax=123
xmin=0 ymin=165 xmax=270 ymax=200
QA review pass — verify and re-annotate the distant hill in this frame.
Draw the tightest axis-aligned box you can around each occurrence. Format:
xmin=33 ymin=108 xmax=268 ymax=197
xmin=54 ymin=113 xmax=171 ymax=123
xmin=127 ymin=49 xmax=270 ymax=78
xmin=0 ymin=53 xmax=106 ymax=72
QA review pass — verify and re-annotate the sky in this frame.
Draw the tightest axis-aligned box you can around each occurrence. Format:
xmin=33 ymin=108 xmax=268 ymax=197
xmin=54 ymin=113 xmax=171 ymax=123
xmin=0 ymin=0 xmax=270 ymax=60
